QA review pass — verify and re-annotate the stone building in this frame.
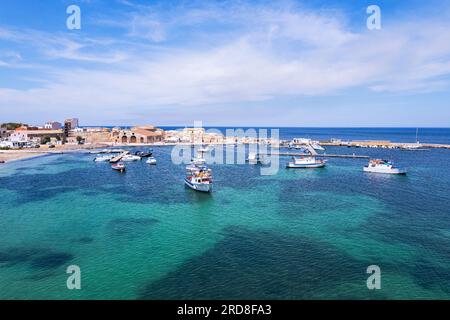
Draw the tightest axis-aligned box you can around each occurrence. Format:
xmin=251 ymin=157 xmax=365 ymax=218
xmin=111 ymin=125 xmax=165 ymax=144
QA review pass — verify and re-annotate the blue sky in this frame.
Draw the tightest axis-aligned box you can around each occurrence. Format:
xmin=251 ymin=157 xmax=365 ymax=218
xmin=1 ymin=0 xmax=450 ymax=127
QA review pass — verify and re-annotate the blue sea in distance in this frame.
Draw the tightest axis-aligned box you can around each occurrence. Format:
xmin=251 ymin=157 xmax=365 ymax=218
xmin=1 ymin=127 xmax=450 ymax=299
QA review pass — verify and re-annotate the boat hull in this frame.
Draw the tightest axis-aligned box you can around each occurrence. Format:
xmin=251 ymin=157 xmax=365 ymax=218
xmin=184 ymin=178 xmax=212 ymax=192
xmin=94 ymin=157 xmax=113 ymax=162
xmin=286 ymin=162 xmax=326 ymax=168
xmin=363 ymin=167 xmax=407 ymax=175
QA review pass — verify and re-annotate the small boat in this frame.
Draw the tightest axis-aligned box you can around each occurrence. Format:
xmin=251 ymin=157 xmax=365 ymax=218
xmin=94 ymin=155 xmax=114 ymax=162
xmin=247 ymin=152 xmax=263 ymax=164
xmin=95 ymin=148 xmax=126 ymax=154
xmin=286 ymin=157 xmax=327 ymax=168
xmin=184 ymin=165 xmax=213 ymax=193
xmin=146 ymin=157 xmax=157 ymax=165
xmin=363 ymin=159 xmax=407 ymax=175
xmin=197 ymin=147 xmax=210 ymax=153
xmin=111 ymin=163 xmax=126 ymax=172
xmin=135 ymin=150 xmax=153 ymax=157
xmin=121 ymin=155 xmax=141 ymax=162
xmin=311 ymin=143 xmax=325 ymax=151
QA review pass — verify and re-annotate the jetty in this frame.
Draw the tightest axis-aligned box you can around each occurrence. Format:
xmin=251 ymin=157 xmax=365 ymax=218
xmin=321 ymin=140 xmax=450 ymax=150
xmin=275 ymin=152 xmax=369 ymax=159
xmin=110 ymin=151 xmax=129 ymax=163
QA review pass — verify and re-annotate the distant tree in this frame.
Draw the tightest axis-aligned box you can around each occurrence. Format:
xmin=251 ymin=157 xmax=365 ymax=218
xmin=76 ymin=136 xmax=83 ymax=144
xmin=1 ymin=123 xmax=24 ymax=130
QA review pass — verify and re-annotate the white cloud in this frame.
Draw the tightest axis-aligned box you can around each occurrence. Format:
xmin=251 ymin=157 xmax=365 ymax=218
xmin=1 ymin=1 xmax=450 ymax=123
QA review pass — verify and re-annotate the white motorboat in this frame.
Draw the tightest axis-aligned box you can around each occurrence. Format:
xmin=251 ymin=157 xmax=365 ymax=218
xmin=311 ymin=143 xmax=325 ymax=151
xmin=363 ymin=159 xmax=407 ymax=175
xmin=286 ymin=157 xmax=327 ymax=168
xmin=247 ymin=152 xmax=262 ymax=164
xmin=121 ymin=154 xmax=141 ymax=162
xmin=146 ymin=157 xmax=157 ymax=165
xmin=111 ymin=162 xmax=126 ymax=172
xmin=184 ymin=165 xmax=213 ymax=193
xmin=94 ymin=155 xmax=114 ymax=162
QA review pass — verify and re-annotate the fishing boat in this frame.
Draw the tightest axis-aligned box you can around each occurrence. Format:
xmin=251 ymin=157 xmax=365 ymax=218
xmin=146 ymin=157 xmax=157 ymax=165
xmin=93 ymin=155 xmax=114 ymax=162
xmin=135 ymin=150 xmax=153 ymax=157
xmin=286 ymin=157 xmax=327 ymax=168
xmin=111 ymin=163 xmax=126 ymax=172
xmin=184 ymin=165 xmax=213 ymax=193
xmin=121 ymin=154 xmax=141 ymax=162
xmin=363 ymin=159 xmax=407 ymax=175
xmin=191 ymin=147 xmax=209 ymax=165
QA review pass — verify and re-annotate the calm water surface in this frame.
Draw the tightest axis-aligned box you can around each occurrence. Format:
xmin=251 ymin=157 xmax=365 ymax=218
xmin=0 ymin=128 xmax=450 ymax=299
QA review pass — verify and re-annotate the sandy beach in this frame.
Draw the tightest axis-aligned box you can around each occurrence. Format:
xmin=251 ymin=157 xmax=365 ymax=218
xmin=0 ymin=143 xmax=108 ymax=163
xmin=0 ymin=151 xmax=49 ymax=163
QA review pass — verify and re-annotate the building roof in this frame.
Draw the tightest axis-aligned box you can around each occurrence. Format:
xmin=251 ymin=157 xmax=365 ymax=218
xmin=14 ymin=129 xmax=63 ymax=135
xmin=132 ymin=125 xmax=157 ymax=131
xmin=132 ymin=128 xmax=164 ymax=137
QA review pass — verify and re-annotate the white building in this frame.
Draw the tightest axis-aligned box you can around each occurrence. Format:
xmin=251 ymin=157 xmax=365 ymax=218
xmin=9 ymin=131 xmax=28 ymax=144
xmin=10 ymin=129 xmax=64 ymax=145
xmin=73 ymin=127 xmax=85 ymax=133
xmin=44 ymin=121 xmax=62 ymax=130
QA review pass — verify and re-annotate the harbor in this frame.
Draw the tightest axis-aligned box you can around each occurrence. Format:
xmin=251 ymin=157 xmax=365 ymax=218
xmin=1 ymin=131 xmax=450 ymax=299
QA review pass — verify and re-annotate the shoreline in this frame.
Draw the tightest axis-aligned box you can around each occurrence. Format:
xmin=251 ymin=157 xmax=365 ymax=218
xmin=0 ymin=151 xmax=51 ymax=164
xmin=2 ymin=137 xmax=449 ymax=164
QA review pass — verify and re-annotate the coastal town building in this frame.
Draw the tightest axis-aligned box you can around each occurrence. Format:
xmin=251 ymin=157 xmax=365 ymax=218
xmin=65 ymin=118 xmax=79 ymax=129
xmin=111 ymin=126 xmax=165 ymax=144
xmin=44 ymin=121 xmax=62 ymax=130
xmin=64 ymin=118 xmax=79 ymax=137
xmin=0 ymin=127 xmax=8 ymax=139
xmin=164 ymin=128 xmax=224 ymax=144
xmin=10 ymin=127 xmax=64 ymax=145
xmin=66 ymin=127 xmax=111 ymax=144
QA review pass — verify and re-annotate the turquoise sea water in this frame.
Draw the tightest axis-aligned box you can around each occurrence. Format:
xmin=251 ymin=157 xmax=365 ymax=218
xmin=1 ymin=128 xmax=450 ymax=299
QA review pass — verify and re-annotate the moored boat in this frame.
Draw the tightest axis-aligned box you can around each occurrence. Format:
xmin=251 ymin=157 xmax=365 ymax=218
xmin=247 ymin=152 xmax=257 ymax=164
xmin=286 ymin=156 xmax=327 ymax=168
xmin=247 ymin=152 xmax=263 ymax=164
xmin=135 ymin=150 xmax=153 ymax=157
xmin=121 ymin=155 xmax=141 ymax=162
xmin=184 ymin=165 xmax=213 ymax=193
xmin=363 ymin=159 xmax=407 ymax=175
xmin=311 ymin=142 xmax=325 ymax=151
xmin=111 ymin=163 xmax=126 ymax=172
xmin=94 ymin=155 xmax=114 ymax=162
xmin=146 ymin=157 xmax=157 ymax=165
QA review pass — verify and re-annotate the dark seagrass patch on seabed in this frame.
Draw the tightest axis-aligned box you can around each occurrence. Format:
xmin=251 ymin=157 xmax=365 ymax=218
xmin=106 ymin=217 xmax=159 ymax=239
xmin=0 ymin=247 xmax=74 ymax=270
